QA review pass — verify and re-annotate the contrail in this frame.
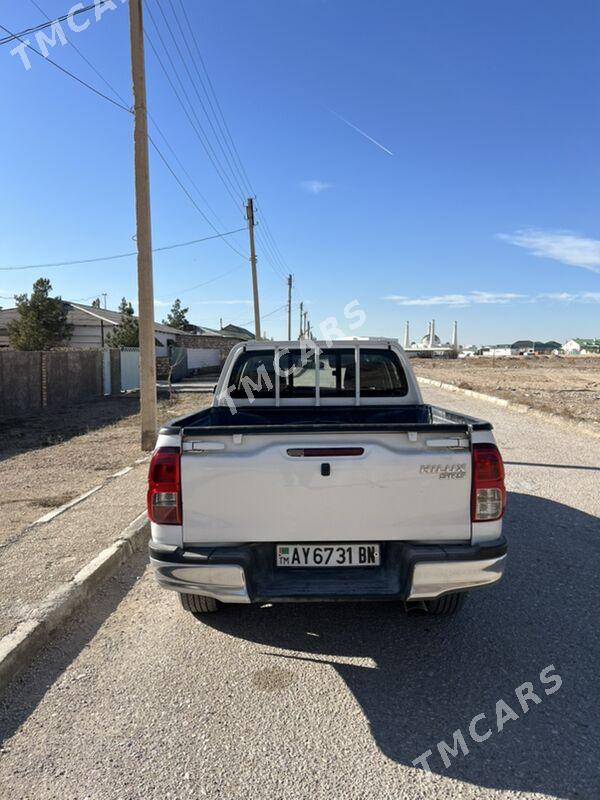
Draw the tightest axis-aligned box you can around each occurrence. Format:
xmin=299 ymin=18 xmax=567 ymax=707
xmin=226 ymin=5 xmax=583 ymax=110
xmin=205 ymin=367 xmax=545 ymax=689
xmin=328 ymin=108 xmax=393 ymax=156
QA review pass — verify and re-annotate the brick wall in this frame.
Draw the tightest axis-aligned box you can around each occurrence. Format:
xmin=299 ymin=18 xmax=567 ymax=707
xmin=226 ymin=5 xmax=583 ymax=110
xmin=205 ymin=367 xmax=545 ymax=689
xmin=156 ymin=356 xmax=170 ymax=379
xmin=175 ymin=334 xmax=243 ymax=364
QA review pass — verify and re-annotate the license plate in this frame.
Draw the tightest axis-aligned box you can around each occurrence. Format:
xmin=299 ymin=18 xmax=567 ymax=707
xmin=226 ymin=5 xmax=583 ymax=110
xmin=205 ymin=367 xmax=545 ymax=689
xmin=276 ymin=543 xmax=380 ymax=568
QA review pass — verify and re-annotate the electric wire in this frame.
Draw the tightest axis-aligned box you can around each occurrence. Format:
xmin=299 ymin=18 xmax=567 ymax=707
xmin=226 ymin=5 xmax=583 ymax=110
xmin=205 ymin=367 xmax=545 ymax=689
xmin=240 ymin=303 xmax=288 ymax=328
xmin=165 ymin=0 xmax=250 ymax=202
xmin=167 ymin=0 xmax=294 ymax=285
xmin=157 ymin=263 xmax=245 ymax=299
xmin=0 ymin=228 xmax=247 ymax=271
xmin=0 ymin=18 xmax=243 ymax=253
xmin=174 ymin=0 xmax=257 ymax=197
xmin=0 ymin=21 xmax=130 ymax=112
xmin=28 ymin=0 xmax=225 ymax=232
xmin=0 ymin=2 xmax=102 ymax=45
xmin=144 ymin=0 xmax=244 ymax=214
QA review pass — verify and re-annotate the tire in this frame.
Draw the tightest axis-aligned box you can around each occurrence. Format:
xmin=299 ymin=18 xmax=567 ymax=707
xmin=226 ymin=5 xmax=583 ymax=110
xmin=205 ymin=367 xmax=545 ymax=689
xmin=179 ymin=593 xmax=219 ymax=615
xmin=424 ymin=592 xmax=467 ymax=616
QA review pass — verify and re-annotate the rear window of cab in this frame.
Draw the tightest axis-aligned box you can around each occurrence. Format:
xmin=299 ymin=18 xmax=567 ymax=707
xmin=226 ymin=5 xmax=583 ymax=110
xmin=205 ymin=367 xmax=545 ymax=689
xmin=228 ymin=348 xmax=408 ymax=399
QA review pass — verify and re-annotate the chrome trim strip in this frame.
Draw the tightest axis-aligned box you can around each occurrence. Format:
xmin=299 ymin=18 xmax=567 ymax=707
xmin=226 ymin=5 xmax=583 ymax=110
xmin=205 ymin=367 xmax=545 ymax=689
xmin=408 ymin=555 xmax=506 ymax=600
xmin=150 ymin=559 xmax=251 ymax=603
xmin=150 ymin=543 xmax=178 ymax=553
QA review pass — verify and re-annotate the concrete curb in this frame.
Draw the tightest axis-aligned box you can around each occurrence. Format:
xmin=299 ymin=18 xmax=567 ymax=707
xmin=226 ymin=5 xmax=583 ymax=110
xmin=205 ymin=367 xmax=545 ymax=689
xmin=417 ymin=376 xmax=600 ymax=440
xmin=28 ymin=456 xmax=150 ymax=530
xmin=0 ymin=512 xmax=149 ymax=690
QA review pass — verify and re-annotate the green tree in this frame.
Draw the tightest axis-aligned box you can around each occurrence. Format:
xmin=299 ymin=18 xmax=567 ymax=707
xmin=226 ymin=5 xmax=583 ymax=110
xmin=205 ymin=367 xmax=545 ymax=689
xmin=107 ymin=297 xmax=139 ymax=348
xmin=163 ymin=298 xmax=190 ymax=330
xmin=8 ymin=278 xmax=73 ymax=351
xmin=91 ymin=298 xmax=101 ymax=309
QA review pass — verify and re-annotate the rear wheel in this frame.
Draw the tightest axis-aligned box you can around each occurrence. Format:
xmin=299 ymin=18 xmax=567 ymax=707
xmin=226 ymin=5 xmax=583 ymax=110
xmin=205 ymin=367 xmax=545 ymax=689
xmin=179 ymin=593 xmax=220 ymax=616
xmin=424 ymin=592 xmax=467 ymax=616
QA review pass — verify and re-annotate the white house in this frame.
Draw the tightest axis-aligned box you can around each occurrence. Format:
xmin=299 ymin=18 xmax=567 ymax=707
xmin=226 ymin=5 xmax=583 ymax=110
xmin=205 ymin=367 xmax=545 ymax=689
xmin=563 ymin=338 xmax=600 ymax=355
xmin=0 ymin=301 xmax=183 ymax=349
xmin=481 ymin=345 xmax=520 ymax=358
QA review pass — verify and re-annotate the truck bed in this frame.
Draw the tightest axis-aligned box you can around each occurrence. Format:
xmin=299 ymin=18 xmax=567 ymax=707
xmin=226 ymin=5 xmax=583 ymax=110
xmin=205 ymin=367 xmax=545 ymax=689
xmin=160 ymin=404 xmax=492 ymax=437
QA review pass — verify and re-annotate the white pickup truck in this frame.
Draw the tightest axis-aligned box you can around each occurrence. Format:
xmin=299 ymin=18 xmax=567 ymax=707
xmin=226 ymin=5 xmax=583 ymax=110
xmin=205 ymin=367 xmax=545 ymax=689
xmin=148 ymin=339 xmax=507 ymax=617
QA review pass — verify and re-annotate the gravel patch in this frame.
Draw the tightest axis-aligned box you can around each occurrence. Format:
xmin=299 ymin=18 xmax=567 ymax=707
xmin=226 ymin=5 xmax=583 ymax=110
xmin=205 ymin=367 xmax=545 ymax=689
xmin=0 ymin=394 xmax=209 ymax=544
xmin=413 ymin=356 xmax=600 ymax=429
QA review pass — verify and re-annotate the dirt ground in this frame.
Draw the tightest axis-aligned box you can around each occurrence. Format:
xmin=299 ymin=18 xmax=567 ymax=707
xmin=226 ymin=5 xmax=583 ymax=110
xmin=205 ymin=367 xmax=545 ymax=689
xmin=413 ymin=356 xmax=600 ymax=428
xmin=0 ymin=393 xmax=210 ymax=545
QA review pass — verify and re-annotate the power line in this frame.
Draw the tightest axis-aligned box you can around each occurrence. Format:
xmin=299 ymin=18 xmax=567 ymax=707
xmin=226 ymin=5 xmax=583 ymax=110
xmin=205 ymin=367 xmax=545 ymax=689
xmin=3 ymin=7 xmax=289 ymax=294
xmin=2 ymin=15 xmax=245 ymax=257
xmin=144 ymin=1 xmax=244 ymax=214
xmin=27 ymin=0 xmax=224 ymax=231
xmin=166 ymin=0 xmax=250 ymax=201
xmin=29 ymin=0 xmax=127 ymax=104
xmin=256 ymin=208 xmax=292 ymax=274
xmin=254 ymin=228 xmax=288 ymax=281
xmin=147 ymin=135 xmax=247 ymax=258
xmin=0 ymin=21 xmax=130 ymax=112
xmin=158 ymin=264 xmax=245 ymax=299
xmin=240 ymin=303 xmax=287 ymax=328
xmin=165 ymin=0 xmax=294 ymax=285
xmin=174 ymin=0 xmax=256 ymax=198
xmin=0 ymin=227 xmax=247 ymax=271
xmin=0 ymin=2 xmax=101 ymax=45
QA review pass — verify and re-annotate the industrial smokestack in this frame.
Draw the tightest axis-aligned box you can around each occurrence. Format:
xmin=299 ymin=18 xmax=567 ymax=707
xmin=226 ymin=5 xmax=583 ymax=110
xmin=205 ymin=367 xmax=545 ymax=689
xmin=452 ymin=320 xmax=458 ymax=350
xmin=429 ymin=319 xmax=436 ymax=348
xmin=403 ymin=320 xmax=410 ymax=349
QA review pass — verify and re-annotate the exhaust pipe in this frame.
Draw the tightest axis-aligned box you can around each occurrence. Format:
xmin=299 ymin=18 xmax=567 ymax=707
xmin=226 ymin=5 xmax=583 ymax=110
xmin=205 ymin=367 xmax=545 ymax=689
xmin=405 ymin=600 xmax=429 ymax=616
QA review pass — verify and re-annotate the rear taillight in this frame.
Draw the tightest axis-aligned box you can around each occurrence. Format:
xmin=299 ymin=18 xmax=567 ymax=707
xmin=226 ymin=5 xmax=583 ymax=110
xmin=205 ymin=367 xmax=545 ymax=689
xmin=147 ymin=447 xmax=181 ymax=525
xmin=471 ymin=443 xmax=506 ymax=522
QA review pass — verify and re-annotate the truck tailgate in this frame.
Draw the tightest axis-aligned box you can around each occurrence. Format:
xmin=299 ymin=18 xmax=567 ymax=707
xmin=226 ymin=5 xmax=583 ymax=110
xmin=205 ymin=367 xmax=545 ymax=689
xmin=180 ymin=432 xmax=472 ymax=544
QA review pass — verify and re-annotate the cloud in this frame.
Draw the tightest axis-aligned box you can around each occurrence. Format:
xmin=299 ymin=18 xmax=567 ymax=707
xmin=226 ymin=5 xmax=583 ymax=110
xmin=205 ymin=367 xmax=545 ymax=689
xmin=383 ymin=292 xmax=525 ymax=307
xmin=497 ymin=229 xmax=600 ymax=273
xmin=384 ymin=290 xmax=600 ymax=307
xmin=153 ymin=299 xmax=172 ymax=307
xmin=537 ymin=291 xmax=600 ymax=303
xmin=301 ymin=180 xmax=332 ymax=195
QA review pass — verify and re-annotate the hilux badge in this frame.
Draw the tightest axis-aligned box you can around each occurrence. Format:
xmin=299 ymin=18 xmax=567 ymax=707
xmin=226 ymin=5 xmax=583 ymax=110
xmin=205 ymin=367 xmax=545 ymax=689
xmin=420 ymin=464 xmax=467 ymax=479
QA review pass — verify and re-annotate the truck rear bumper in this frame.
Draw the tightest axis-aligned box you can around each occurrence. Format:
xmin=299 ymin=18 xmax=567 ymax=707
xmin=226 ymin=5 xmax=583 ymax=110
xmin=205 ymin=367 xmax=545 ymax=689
xmin=149 ymin=537 xmax=507 ymax=604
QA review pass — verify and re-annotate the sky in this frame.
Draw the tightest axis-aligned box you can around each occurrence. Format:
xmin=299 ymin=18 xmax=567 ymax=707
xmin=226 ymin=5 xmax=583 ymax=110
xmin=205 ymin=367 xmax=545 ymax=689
xmin=1 ymin=0 xmax=599 ymax=345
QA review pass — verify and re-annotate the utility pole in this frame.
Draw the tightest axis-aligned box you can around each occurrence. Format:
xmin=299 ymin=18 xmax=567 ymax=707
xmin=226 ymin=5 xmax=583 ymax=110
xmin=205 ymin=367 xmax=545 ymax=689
xmin=101 ymin=292 xmax=107 ymax=310
xmin=246 ymin=198 xmax=261 ymax=339
xmin=303 ymin=310 xmax=308 ymax=338
xmin=287 ymin=274 xmax=293 ymax=340
xmin=298 ymin=301 xmax=303 ymax=339
xmin=128 ymin=0 xmax=157 ymax=450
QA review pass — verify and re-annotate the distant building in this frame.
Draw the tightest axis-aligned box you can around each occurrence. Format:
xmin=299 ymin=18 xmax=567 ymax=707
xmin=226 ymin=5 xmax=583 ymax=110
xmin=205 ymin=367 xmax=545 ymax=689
xmin=480 ymin=340 xmax=562 ymax=357
xmin=511 ymin=340 xmax=561 ymax=354
xmin=220 ymin=323 xmax=255 ymax=341
xmin=403 ymin=319 xmax=459 ymax=358
xmin=0 ymin=302 xmax=182 ymax=350
xmin=481 ymin=345 xmax=520 ymax=358
xmin=563 ymin=338 xmax=600 ymax=355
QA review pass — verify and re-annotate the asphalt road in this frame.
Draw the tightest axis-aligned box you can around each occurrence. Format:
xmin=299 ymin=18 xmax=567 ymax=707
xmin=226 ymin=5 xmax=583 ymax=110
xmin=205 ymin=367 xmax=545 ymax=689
xmin=1 ymin=387 xmax=599 ymax=800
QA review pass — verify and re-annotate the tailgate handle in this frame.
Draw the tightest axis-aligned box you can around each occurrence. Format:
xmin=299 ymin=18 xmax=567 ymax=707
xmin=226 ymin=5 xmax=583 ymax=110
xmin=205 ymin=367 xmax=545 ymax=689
xmin=183 ymin=441 xmax=226 ymax=452
xmin=425 ymin=438 xmax=469 ymax=449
